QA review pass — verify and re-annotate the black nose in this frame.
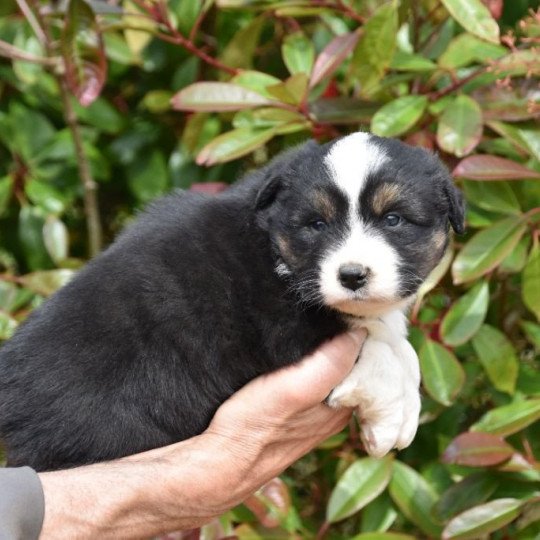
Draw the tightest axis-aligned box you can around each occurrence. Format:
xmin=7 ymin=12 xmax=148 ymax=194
xmin=338 ymin=264 xmax=369 ymax=291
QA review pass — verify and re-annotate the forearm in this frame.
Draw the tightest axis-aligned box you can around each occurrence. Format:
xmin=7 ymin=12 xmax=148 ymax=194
xmin=38 ymin=435 xmax=226 ymax=539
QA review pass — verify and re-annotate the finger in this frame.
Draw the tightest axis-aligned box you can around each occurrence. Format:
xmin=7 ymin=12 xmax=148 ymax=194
xmin=275 ymin=329 xmax=366 ymax=411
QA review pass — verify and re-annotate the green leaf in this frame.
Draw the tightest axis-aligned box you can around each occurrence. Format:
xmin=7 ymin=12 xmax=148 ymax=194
xmin=441 ymin=281 xmax=489 ymax=347
xmin=19 ymin=269 xmax=75 ymax=296
xmin=440 ymin=0 xmax=500 ymax=44
xmin=13 ymin=30 xmax=44 ymax=85
xmin=463 ymin=181 xmax=521 ymax=216
xmin=43 ymin=216 xmax=69 ymax=264
xmin=231 ymin=71 xmax=282 ymax=99
xmin=471 ymin=399 xmax=540 ymax=436
xmin=0 ymin=312 xmax=18 ymax=340
xmin=266 ymin=73 xmax=309 ymax=105
xmin=196 ymin=127 xmax=276 ymax=166
xmin=350 ymin=3 xmax=398 ymax=96
xmin=141 ymin=90 xmax=173 ymax=113
xmin=521 ymin=320 xmax=540 ymax=350
xmin=371 ymin=96 xmax=427 ymax=137
xmin=351 ymin=534 xmax=415 ymax=540
xmin=25 ymin=179 xmax=67 ymax=215
xmin=434 ymin=474 xmax=498 ymax=521
xmin=62 ymin=0 xmax=107 ymax=106
xmin=437 ymin=96 xmax=483 ymax=157
xmin=233 ymin=108 xmax=306 ymax=130
xmin=127 ymin=150 xmax=168 ymax=203
xmin=326 ymin=455 xmax=393 ymax=523
xmin=171 ymin=82 xmax=275 ymax=112
xmin=0 ymin=175 xmax=13 ymax=216
xmin=18 ymin=206 xmax=53 ymax=271
xmin=389 ymin=461 xmax=443 ymax=537
xmin=452 ymin=216 xmax=527 ymax=284
xmin=73 ymin=98 xmax=126 ymax=135
xmin=442 ymin=499 xmax=522 ymax=539
xmin=522 ymin=245 xmax=540 ymax=321
xmin=419 ymin=338 xmax=465 ymax=406
xmin=360 ymin=492 xmax=398 ymax=533
xmin=442 ymin=432 xmax=514 ymax=467
xmin=221 ymin=15 xmax=264 ymax=71
xmin=123 ymin=0 xmax=155 ymax=57
xmin=471 ymin=324 xmax=519 ymax=394
xmin=439 ymin=33 xmax=506 ymax=69
xmin=282 ymin=32 xmax=315 ymax=76
xmin=310 ymin=97 xmax=378 ymax=124
xmin=7 ymin=103 xmax=56 ymax=163
xmin=390 ymin=50 xmax=436 ymax=72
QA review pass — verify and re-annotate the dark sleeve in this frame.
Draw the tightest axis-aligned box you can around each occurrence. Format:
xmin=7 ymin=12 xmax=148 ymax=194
xmin=0 ymin=467 xmax=44 ymax=540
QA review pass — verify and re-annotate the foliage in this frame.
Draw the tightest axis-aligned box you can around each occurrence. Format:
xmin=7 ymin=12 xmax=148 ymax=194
xmin=1 ymin=0 xmax=540 ymax=538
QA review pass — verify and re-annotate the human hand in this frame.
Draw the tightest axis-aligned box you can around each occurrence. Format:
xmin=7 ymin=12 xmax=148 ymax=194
xmin=38 ymin=329 xmax=365 ymax=539
xmin=200 ymin=328 xmax=366 ymax=512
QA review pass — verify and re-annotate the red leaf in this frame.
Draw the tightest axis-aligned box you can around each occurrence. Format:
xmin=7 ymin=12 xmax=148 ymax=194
xmin=244 ymin=477 xmax=291 ymax=528
xmin=442 ymin=432 xmax=514 ymax=467
xmin=405 ymin=130 xmax=435 ymax=150
xmin=189 ymin=182 xmax=229 ymax=195
xmin=481 ymin=0 xmax=503 ymax=19
xmin=62 ymin=0 xmax=107 ymax=107
xmin=453 ymin=155 xmax=540 ymax=180
xmin=309 ymin=31 xmax=360 ymax=88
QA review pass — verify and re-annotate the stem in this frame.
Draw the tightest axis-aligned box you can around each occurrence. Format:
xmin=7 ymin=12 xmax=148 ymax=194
xmin=155 ymin=31 xmax=239 ymax=75
xmin=316 ymin=521 xmax=330 ymax=540
xmin=310 ymin=0 xmax=365 ymax=23
xmin=29 ymin=0 xmax=103 ymax=257
xmin=0 ymin=39 xmax=59 ymax=66
xmin=15 ymin=0 xmax=47 ymax=45
xmin=59 ymin=81 xmax=103 ymax=257
xmin=429 ymin=68 xmax=485 ymax=101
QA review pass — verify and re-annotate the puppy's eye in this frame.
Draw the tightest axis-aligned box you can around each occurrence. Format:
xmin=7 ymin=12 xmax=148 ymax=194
xmin=383 ymin=213 xmax=402 ymax=227
xmin=309 ymin=219 xmax=328 ymax=231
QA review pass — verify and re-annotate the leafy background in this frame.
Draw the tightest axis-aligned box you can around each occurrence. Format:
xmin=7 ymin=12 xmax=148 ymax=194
xmin=1 ymin=0 xmax=540 ymax=538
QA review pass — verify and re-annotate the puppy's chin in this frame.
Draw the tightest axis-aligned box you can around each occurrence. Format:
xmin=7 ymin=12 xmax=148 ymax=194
xmin=329 ymin=295 xmax=415 ymax=318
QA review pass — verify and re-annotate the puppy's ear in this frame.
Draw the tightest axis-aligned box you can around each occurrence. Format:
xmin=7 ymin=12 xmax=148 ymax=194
xmin=444 ymin=181 xmax=466 ymax=234
xmin=255 ymin=176 xmax=282 ymax=210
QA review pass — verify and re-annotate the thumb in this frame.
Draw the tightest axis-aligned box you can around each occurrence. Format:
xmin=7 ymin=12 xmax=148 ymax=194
xmin=252 ymin=329 xmax=366 ymax=412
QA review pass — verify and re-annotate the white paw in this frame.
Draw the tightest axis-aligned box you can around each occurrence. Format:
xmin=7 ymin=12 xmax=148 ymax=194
xmin=327 ymin=337 xmax=420 ymax=458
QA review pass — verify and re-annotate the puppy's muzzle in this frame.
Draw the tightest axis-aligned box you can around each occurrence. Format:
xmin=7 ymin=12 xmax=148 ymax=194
xmin=338 ymin=264 xmax=370 ymax=291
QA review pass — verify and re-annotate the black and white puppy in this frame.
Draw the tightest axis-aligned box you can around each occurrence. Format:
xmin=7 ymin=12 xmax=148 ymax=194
xmin=0 ymin=133 xmax=464 ymax=471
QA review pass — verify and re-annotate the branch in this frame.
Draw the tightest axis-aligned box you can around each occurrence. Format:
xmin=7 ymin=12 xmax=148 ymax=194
xmin=155 ymin=31 xmax=239 ymax=75
xmin=15 ymin=0 xmax=47 ymax=45
xmin=29 ymin=0 xmax=103 ymax=257
xmin=310 ymin=0 xmax=365 ymax=24
xmin=429 ymin=68 xmax=485 ymax=101
xmin=59 ymin=81 xmax=103 ymax=257
xmin=0 ymin=39 xmax=59 ymax=66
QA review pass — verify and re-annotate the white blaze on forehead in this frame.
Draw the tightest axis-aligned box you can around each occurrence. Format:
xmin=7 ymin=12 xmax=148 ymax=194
xmin=324 ymin=132 xmax=388 ymax=212
xmin=319 ymin=133 xmax=401 ymax=313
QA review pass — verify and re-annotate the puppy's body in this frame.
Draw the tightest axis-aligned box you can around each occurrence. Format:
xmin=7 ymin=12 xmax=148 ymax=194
xmin=0 ymin=134 xmax=463 ymax=471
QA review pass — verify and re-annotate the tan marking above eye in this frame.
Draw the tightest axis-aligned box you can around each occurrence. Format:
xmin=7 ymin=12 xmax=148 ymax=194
xmin=311 ymin=190 xmax=336 ymax=221
xmin=372 ymin=183 xmax=402 ymax=215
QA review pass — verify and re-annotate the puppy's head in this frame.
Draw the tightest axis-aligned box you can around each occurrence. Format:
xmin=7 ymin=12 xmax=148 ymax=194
xmin=255 ymin=133 xmax=464 ymax=317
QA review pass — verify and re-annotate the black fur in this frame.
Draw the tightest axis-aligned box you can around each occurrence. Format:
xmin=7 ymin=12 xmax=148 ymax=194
xmin=0 ymin=136 xmax=463 ymax=471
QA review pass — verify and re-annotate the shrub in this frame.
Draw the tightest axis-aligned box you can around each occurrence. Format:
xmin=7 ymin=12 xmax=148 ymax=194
xmin=0 ymin=0 xmax=539 ymax=538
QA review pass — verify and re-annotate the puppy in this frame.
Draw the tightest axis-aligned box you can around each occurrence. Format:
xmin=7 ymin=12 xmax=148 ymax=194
xmin=0 ymin=133 xmax=464 ymax=471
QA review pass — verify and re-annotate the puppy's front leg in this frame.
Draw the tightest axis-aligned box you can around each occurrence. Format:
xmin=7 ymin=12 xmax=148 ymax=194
xmin=326 ymin=310 xmax=421 ymax=458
